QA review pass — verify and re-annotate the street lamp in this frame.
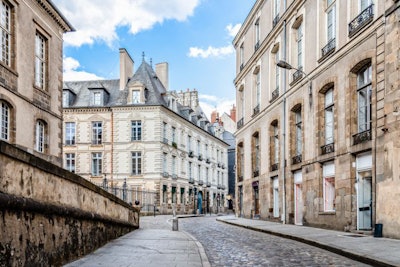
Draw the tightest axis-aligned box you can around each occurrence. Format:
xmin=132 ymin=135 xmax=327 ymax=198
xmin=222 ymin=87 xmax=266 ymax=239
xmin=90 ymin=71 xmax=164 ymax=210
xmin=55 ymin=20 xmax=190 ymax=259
xmin=277 ymin=60 xmax=312 ymax=106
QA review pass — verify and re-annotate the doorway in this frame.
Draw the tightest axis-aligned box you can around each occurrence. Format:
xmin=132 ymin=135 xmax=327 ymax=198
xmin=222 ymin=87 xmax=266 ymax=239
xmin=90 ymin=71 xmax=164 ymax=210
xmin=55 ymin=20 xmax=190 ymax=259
xmin=254 ymin=186 xmax=260 ymax=217
xmin=356 ymin=153 xmax=372 ymax=230
xmin=294 ymin=170 xmax=303 ymax=225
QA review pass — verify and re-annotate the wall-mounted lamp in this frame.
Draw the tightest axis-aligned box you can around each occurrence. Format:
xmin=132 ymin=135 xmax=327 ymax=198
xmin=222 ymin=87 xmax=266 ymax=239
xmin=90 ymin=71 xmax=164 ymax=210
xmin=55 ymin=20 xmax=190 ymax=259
xmin=277 ymin=60 xmax=313 ymax=107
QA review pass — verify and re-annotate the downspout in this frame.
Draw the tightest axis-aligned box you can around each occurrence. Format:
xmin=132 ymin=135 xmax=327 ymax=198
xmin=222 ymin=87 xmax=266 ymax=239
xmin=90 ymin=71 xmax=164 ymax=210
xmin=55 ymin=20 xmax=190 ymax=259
xmin=111 ymin=107 xmax=114 ymax=185
xmin=282 ymin=16 xmax=287 ymax=224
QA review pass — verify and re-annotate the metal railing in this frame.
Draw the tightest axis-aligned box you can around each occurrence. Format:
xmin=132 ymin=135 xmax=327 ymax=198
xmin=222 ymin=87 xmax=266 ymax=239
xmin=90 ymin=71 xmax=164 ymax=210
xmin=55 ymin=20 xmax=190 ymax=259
xmin=292 ymin=154 xmax=302 ymax=165
xmin=353 ymin=129 xmax=371 ymax=145
xmin=321 ymin=143 xmax=335 ymax=155
xmin=271 ymin=87 xmax=279 ymax=102
xmin=237 ymin=118 xmax=244 ymax=130
xmin=321 ymin=38 xmax=336 ymax=59
xmin=349 ymin=4 xmax=374 ymax=37
xmin=292 ymin=69 xmax=303 ymax=84
xmin=273 ymin=14 xmax=280 ymax=27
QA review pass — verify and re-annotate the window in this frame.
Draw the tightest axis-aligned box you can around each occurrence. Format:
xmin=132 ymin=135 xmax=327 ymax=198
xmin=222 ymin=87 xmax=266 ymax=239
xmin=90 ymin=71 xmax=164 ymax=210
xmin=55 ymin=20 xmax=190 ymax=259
xmin=240 ymin=43 xmax=244 ymax=67
xmin=325 ymin=89 xmax=334 ymax=145
xmin=63 ymin=91 xmax=69 ymax=107
xmin=323 ymin=162 xmax=335 ymax=211
xmin=273 ymin=122 xmax=279 ymax=165
xmin=163 ymin=185 xmax=167 ymax=203
xmin=171 ymin=127 xmax=176 ymax=143
xmin=92 ymin=122 xmax=102 ymax=145
xmin=205 ymin=144 xmax=209 ymax=158
xmin=295 ymin=109 xmax=302 ymax=156
xmin=297 ymin=23 xmax=303 ymax=69
xmin=188 ymin=162 xmax=192 ymax=179
xmin=273 ymin=176 xmax=279 ymax=217
xmin=163 ymin=122 xmax=167 ymax=142
xmin=35 ymin=120 xmax=46 ymax=153
xmin=35 ymin=32 xmax=47 ymax=89
xmin=254 ymin=19 xmax=260 ymax=49
xmin=132 ymin=152 xmax=142 ymax=175
xmin=255 ymin=71 xmax=261 ymax=107
xmin=252 ymin=132 xmax=260 ymax=176
xmin=237 ymin=143 xmax=244 ymax=180
xmin=65 ymin=153 xmax=75 ymax=173
xmin=131 ymin=120 xmax=142 ymax=141
xmin=1 ymin=101 xmax=9 ymax=140
xmin=360 ymin=0 xmax=372 ymax=11
xmin=65 ymin=122 xmax=75 ymax=145
xmin=180 ymin=188 xmax=185 ymax=204
xmin=91 ymin=152 xmax=102 ymax=176
xmin=92 ymin=91 xmax=102 ymax=106
xmin=163 ymin=153 xmax=168 ymax=173
xmin=206 ymin=167 xmax=209 ymax=183
xmin=0 ymin=1 xmax=11 ymax=66
xmin=198 ymin=164 xmax=201 ymax=181
xmin=275 ymin=51 xmax=280 ymax=91
xmin=274 ymin=0 xmax=280 ymax=18
xmin=327 ymin=0 xmax=336 ymax=42
xmin=172 ymin=156 xmax=176 ymax=176
xmin=172 ymin=187 xmax=177 ymax=204
xmin=132 ymin=90 xmax=140 ymax=104
xmin=357 ymin=65 xmax=372 ymax=133
xmin=197 ymin=140 xmax=201 ymax=155
xmin=187 ymin=135 xmax=192 ymax=152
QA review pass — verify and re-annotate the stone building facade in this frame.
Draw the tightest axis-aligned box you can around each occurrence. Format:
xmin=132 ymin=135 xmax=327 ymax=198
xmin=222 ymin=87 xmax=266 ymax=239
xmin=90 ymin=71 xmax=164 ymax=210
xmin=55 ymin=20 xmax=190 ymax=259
xmin=234 ymin=0 xmax=400 ymax=238
xmin=63 ymin=49 xmax=229 ymax=215
xmin=0 ymin=0 xmax=73 ymax=165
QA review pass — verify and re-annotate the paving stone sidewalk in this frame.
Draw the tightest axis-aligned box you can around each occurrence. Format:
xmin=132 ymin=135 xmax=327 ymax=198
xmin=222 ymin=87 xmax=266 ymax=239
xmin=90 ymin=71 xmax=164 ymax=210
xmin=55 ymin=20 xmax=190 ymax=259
xmin=64 ymin=215 xmax=210 ymax=267
xmin=217 ymin=215 xmax=400 ymax=267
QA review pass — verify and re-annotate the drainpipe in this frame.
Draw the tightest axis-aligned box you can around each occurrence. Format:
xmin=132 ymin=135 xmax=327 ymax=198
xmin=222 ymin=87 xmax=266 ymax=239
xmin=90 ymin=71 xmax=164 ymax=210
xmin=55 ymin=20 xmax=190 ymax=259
xmin=281 ymin=18 xmax=287 ymax=224
xmin=111 ymin=108 xmax=114 ymax=185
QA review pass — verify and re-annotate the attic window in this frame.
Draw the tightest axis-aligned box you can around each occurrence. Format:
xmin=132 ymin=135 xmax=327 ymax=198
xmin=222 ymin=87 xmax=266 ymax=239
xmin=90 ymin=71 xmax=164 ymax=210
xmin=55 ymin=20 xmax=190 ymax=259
xmin=132 ymin=90 xmax=140 ymax=103
xmin=89 ymin=88 xmax=108 ymax=106
xmin=63 ymin=89 xmax=76 ymax=108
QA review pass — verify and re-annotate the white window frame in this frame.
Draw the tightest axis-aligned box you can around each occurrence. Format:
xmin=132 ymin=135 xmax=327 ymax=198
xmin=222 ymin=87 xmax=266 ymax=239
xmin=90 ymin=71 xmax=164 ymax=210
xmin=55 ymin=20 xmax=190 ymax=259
xmin=132 ymin=151 xmax=142 ymax=175
xmin=91 ymin=152 xmax=102 ymax=176
xmin=357 ymin=65 xmax=372 ymax=133
xmin=325 ymin=88 xmax=334 ymax=145
xmin=360 ymin=0 xmax=372 ymax=12
xmin=275 ymin=51 xmax=280 ymax=91
xmin=273 ymin=124 xmax=279 ymax=164
xmin=131 ymin=120 xmax=142 ymax=141
xmin=255 ymin=19 xmax=260 ymax=45
xmin=0 ymin=1 xmax=11 ymax=66
xmin=273 ymin=177 xmax=279 ymax=217
xmin=132 ymin=90 xmax=140 ymax=104
xmin=295 ymin=110 xmax=302 ymax=156
xmin=326 ymin=0 xmax=336 ymax=42
xmin=297 ymin=23 xmax=303 ymax=69
xmin=35 ymin=120 xmax=45 ymax=153
xmin=65 ymin=122 xmax=76 ymax=145
xmin=92 ymin=121 xmax=102 ymax=145
xmin=1 ymin=100 xmax=9 ymax=140
xmin=172 ymin=156 xmax=176 ymax=176
xmin=163 ymin=153 xmax=168 ymax=173
xmin=323 ymin=161 xmax=336 ymax=211
xmin=65 ymin=153 xmax=75 ymax=173
xmin=255 ymin=71 xmax=261 ymax=106
xmin=274 ymin=0 xmax=280 ymax=18
xmin=35 ymin=32 xmax=46 ymax=89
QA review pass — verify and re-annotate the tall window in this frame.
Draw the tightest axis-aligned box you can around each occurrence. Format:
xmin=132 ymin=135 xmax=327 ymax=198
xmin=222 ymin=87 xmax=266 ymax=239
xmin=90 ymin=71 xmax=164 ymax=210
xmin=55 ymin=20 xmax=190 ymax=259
xmin=327 ymin=0 xmax=336 ymax=42
xmin=188 ymin=162 xmax=192 ymax=179
xmin=65 ymin=122 xmax=75 ymax=145
xmin=197 ymin=140 xmax=201 ymax=155
xmin=274 ymin=51 xmax=280 ymax=92
xmin=63 ymin=91 xmax=69 ymax=107
xmin=163 ymin=122 xmax=167 ymax=142
xmin=206 ymin=167 xmax=209 ymax=183
xmin=325 ymin=88 xmax=334 ymax=145
xmin=187 ymin=135 xmax=192 ymax=152
xmin=131 ymin=120 xmax=142 ymax=141
xmin=35 ymin=120 xmax=45 ymax=153
xmin=273 ymin=123 xmax=279 ymax=165
xmin=297 ymin=23 xmax=303 ymax=69
xmin=198 ymin=165 xmax=201 ymax=181
xmin=65 ymin=153 xmax=75 ymax=173
xmin=295 ymin=109 xmax=302 ymax=156
xmin=172 ymin=187 xmax=177 ymax=203
xmin=132 ymin=152 xmax=142 ymax=175
xmin=163 ymin=153 xmax=168 ymax=173
xmin=205 ymin=144 xmax=209 ymax=158
xmin=91 ymin=152 xmax=102 ymax=176
xmin=240 ymin=43 xmax=244 ymax=67
xmin=132 ymin=90 xmax=140 ymax=104
xmin=163 ymin=185 xmax=167 ymax=203
xmin=0 ymin=1 xmax=11 ymax=66
xmin=0 ymin=101 xmax=9 ymax=141
xmin=274 ymin=0 xmax=280 ymax=18
xmin=254 ymin=19 xmax=260 ymax=49
xmin=35 ymin=32 xmax=47 ymax=89
xmin=172 ymin=156 xmax=176 ymax=176
xmin=171 ymin=127 xmax=176 ymax=143
xmin=92 ymin=122 xmax=102 ymax=145
xmin=255 ymin=71 xmax=261 ymax=107
xmin=323 ymin=161 xmax=335 ymax=211
xmin=92 ymin=91 xmax=102 ymax=106
xmin=237 ymin=143 xmax=244 ymax=180
xmin=360 ymin=0 xmax=372 ymax=11
xmin=252 ymin=132 xmax=260 ymax=176
xmin=357 ymin=65 xmax=372 ymax=133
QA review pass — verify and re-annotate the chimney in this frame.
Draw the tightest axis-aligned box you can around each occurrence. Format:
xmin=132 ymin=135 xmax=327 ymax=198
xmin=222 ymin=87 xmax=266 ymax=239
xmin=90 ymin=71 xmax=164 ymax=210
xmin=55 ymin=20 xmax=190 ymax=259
xmin=155 ymin=62 xmax=169 ymax=90
xmin=230 ymin=104 xmax=237 ymax=122
xmin=119 ymin=48 xmax=134 ymax=90
xmin=211 ymin=110 xmax=218 ymax=124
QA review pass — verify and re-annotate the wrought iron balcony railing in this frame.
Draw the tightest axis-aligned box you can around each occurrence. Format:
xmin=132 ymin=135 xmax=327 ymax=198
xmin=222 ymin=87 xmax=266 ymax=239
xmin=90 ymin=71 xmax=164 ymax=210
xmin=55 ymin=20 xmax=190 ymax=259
xmin=206 ymin=182 xmax=211 ymax=187
xmin=353 ymin=129 xmax=372 ymax=145
xmin=253 ymin=169 xmax=259 ymax=177
xmin=240 ymin=63 xmax=244 ymax=71
xmin=162 ymin=138 xmax=168 ymax=144
xmin=349 ymin=4 xmax=374 ymax=37
xmin=254 ymin=41 xmax=260 ymax=51
xmin=188 ymin=178 xmax=194 ymax=184
xmin=198 ymin=179 xmax=204 ymax=186
xmin=171 ymin=174 xmax=178 ymax=180
xmin=271 ymin=87 xmax=279 ymax=102
xmin=198 ymin=154 xmax=203 ymax=161
xmin=163 ymin=172 xmax=169 ymax=178
xmin=238 ymin=175 xmax=243 ymax=182
xmin=253 ymin=104 xmax=260 ymax=116
xmin=237 ymin=118 xmax=244 ymax=130
xmin=273 ymin=14 xmax=280 ymax=28
xmin=321 ymin=38 xmax=336 ymax=59
xmin=188 ymin=151 xmax=194 ymax=158
xmin=292 ymin=69 xmax=303 ymax=84
xmin=321 ymin=143 xmax=335 ymax=155
xmin=271 ymin=163 xmax=278 ymax=172
xmin=292 ymin=154 xmax=302 ymax=165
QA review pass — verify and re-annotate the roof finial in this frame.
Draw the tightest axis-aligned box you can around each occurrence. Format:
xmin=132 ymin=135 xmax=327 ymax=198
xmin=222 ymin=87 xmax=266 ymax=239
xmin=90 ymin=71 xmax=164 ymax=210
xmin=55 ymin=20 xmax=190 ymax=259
xmin=142 ymin=51 xmax=145 ymax=62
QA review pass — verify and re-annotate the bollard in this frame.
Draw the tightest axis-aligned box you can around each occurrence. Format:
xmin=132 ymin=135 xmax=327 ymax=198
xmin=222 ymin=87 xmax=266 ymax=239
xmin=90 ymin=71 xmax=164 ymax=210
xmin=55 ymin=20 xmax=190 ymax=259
xmin=172 ymin=217 xmax=178 ymax=231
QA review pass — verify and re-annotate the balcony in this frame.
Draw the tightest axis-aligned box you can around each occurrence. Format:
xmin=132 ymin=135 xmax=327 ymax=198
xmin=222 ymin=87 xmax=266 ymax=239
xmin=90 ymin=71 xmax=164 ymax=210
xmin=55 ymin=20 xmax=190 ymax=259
xmin=271 ymin=87 xmax=279 ymax=102
xmin=188 ymin=178 xmax=194 ymax=184
xmin=198 ymin=154 xmax=203 ymax=161
xmin=272 ymin=14 xmax=280 ymax=28
xmin=254 ymin=41 xmax=260 ymax=51
xmin=320 ymin=38 xmax=336 ymax=61
xmin=206 ymin=181 xmax=211 ymax=187
xmin=217 ymin=184 xmax=222 ymax=189
xmin=163 ymin=172 xmax=169 ymax=178
xmin=349 ymin=4 xmax=374 ymax=37
xmin=321 ymin=143 xmax=335 ymax=155
xmin=188 ymin=151 xmax=194 ymax=158
xmin=237 ymin=118 xmax=244 ymax=130
xmin=162 ymin=138 xmax=168 ymax=144
xmin=271 ymin=163 xmax=278 ymax=172
xmin=198 ymin=179 xmax=204 ymax=186
xmin=240 ymin=63 xmax=244 ymax=71
xmin=221 ymin=185 xmax=226 ymax=190
xmin=206 ymin=158 xmax=211 ymax=164
xmin=353 ymin=129 xmax=371 ymax=145
xmin=292 ymin=154 xmax=302 ymax=165
xmin=171 ymin=174 xmax=178 ymax=180
xmin=238 ymin=175 xmax=243 ymax=182
xmin=291 ymin=69 xmax=303 ymax=85
xmin=253 ymin=104 xmax=260 ymax=117
xmin=253 ymin=169 xmax=259 ymax=178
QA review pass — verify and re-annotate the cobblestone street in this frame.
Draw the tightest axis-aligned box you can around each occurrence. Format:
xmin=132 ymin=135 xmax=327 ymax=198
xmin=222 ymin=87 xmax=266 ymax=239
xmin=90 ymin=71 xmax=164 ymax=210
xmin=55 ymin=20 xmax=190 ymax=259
xmin=180 ymin=216 xmax=370 ymax=267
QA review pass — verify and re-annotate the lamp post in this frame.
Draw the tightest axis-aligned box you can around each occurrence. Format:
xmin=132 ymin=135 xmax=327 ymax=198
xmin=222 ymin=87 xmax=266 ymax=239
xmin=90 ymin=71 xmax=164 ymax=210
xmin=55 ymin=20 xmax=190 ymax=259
xmin=277 ymin=60 xmax=312 ymax=106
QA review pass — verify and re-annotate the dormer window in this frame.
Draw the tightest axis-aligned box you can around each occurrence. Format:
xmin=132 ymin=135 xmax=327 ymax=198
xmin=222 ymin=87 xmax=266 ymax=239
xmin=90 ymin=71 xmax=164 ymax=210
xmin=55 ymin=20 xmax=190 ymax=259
xmin=63 ymin=89 xmax=76 ymax=108
xmin=89 ymin=88 xmax=108 ymax=106
xmin=132 ymin=90 xmax=140 ymax=104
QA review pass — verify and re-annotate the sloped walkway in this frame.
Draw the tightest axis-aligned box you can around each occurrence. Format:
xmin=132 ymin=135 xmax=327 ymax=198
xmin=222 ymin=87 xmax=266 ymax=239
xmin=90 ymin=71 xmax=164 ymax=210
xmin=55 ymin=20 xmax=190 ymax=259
xmin=217 ymin=215 xmax=400 ymax=267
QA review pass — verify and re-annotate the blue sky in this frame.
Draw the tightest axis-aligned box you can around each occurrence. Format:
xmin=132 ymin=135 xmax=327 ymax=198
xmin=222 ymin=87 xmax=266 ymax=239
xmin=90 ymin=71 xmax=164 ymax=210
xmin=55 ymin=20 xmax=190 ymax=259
xmin=53 ymin=0 xmax=254 ymax=118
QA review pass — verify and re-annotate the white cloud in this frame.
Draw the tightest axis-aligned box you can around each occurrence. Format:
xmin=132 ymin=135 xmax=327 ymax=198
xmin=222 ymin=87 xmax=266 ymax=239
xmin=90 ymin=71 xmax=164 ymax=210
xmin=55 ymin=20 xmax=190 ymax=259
xmin=63 ymin=57 xmax=104 ymax=81
xmin=199 ymin=95 xmax=235 ymax=121
xmin=188 ymin=45 xmax=234 ymax=58
xmin=53 ymin=0 xmax=200 ymax=47
xmin=226 ymin=23 xmax=241 ymax=37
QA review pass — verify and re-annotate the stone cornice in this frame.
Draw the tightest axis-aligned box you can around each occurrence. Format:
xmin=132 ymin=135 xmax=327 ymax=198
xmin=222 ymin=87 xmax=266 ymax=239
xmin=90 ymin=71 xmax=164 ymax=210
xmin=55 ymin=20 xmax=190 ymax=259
xmin=36 ymin=0 xmax=74 ymax=32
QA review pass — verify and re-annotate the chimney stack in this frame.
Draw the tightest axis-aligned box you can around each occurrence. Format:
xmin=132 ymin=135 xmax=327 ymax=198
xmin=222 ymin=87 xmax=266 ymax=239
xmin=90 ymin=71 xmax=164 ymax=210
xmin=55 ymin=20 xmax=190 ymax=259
xmin=230 ymin=105 xmax=237 ymax=122
xmin=119 ymin=48 xmax=134 ymax=90
xmin=155 ymin=62 xmax=169 ymax=90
